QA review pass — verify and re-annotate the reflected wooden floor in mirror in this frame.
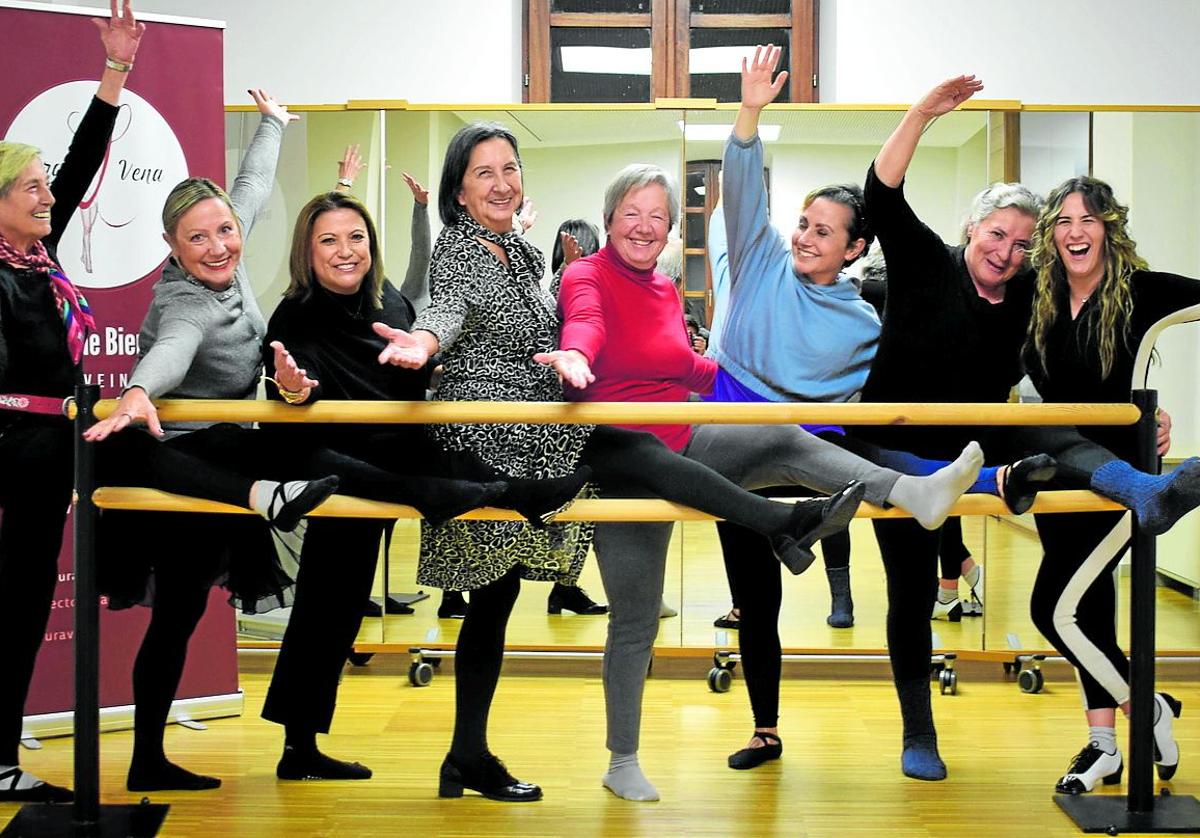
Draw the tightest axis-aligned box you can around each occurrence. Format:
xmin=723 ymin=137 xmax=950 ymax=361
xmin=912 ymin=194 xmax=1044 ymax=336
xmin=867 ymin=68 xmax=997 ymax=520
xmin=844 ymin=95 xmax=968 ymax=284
xmin=362 ymin=514 xmax=1200 ymax=655
xmin=5 ymin=668 xmax=1200 ymax=837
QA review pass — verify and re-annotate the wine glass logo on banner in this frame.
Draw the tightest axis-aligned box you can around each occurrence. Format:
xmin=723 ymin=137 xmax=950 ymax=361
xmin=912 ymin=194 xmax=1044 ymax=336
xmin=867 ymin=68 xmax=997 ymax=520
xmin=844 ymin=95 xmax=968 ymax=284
xmin=5 ymin=80 xmax=188 ymax=289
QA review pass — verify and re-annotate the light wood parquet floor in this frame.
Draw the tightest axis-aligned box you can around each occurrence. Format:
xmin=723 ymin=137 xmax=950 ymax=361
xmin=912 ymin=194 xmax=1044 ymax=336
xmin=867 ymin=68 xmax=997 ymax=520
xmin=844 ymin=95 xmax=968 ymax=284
xmin=4 ymin=667 xmax=1199 ymax=837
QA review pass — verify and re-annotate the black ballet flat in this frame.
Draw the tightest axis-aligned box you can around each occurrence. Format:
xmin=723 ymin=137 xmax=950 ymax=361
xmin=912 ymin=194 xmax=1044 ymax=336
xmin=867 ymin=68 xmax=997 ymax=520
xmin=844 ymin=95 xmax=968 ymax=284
xmin=504 ymin=466 xmax=593 ymax=529
xmin=1000 ymin=454 xmax=1057 ymax=515
xmin=438 ymin=752 xmax=542 ymax=802
xmin=0 ymin=767 xmax=73 ymax=803
xmin=728 ymin=731 xmax=782 ymax=770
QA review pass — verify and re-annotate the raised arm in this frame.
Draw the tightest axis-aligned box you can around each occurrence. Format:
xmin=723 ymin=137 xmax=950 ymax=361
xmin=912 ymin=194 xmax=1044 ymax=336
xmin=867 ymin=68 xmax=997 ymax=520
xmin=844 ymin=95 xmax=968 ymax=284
xmin=334 ymin=144 xmax=364 ymax=194
xmin=229 ymin=89 xmax=297 ymax=237
xmin=94 ymin=0 xmax=144 ymax=106
xmin=399 ymin=172 xmax=432 ymax=309
xmin=48 ymin=0 xmax=144 ymax=245
xmin=732 ymin=44 xmax=788 ymax=142
xmin=874 ymin=75 xmax=983 ymax=188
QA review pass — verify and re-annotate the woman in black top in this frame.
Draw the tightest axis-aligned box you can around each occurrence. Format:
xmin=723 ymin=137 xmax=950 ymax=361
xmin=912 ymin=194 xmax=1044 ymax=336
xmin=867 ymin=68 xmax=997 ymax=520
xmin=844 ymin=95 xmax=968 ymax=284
xmin=0 ymin=1 xmax=143 ymax=803
xmin=1025 ymin=176 xmax=1200 ymax=795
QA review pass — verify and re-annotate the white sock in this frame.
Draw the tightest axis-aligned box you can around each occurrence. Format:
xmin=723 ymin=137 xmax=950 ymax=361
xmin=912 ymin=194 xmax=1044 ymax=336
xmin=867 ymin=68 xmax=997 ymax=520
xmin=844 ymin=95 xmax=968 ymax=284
xmin=936 ymin=587 xmax=958 ymax=605
xmin=251 ymin=480 xmax=310 ymax=521
xmin=1089 ymin=726 xmax=1118 ymax=754
xmin=888 ymin=442 xmax=984 ymax=530
xmin=0 ymin=765 xmax=46 ymax=791
xmin=960 ymin=561 xmax=979 ymax=588
xmin=602 ymin=753 xmax=659 ymax=802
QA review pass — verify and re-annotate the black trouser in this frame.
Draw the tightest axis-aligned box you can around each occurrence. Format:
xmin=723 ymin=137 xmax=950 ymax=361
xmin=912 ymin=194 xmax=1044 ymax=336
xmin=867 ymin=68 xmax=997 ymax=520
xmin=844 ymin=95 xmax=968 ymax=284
xmin=0 ymin=420 xmax=74 ymax=766
xmin=261 ymin=516 xmax=387 ymax=732
xmin=938 ymin=517 xmax=970 ymax=580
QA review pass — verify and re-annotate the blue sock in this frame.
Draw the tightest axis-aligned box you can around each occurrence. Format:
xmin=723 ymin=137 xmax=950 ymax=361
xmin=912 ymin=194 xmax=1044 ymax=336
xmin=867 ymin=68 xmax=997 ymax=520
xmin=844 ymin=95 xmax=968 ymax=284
xmin=901 ymin=736 xmax=947 ymax=781
xmin=1091 ymin=457 xmax=1200 ymax=535
xmin=873 ymin=448 xmax=998 ymax=494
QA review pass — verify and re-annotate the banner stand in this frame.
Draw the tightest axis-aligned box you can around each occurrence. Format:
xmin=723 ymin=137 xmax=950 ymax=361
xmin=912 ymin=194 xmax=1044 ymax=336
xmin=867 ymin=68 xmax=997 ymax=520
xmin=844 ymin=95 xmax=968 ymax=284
xmin=2 ymin=385 xmax=168 ymax=837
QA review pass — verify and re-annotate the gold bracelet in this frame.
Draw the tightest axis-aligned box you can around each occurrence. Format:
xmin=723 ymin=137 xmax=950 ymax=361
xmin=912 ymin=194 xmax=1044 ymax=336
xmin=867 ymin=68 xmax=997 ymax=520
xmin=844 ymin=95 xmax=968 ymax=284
xmin=105 ymin=56 xmax=134 ymax=73
xmin=265 ymin=376 xmax=309 ymax=404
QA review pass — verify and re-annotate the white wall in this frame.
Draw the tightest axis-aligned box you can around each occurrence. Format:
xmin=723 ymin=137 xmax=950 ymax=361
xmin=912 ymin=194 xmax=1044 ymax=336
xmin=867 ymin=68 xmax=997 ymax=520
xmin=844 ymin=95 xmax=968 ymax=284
xmin=51 ymin=0 xmax=1200 ymax=106
xmin=821 ymin=0 xmax=1200 ymax=105
xmin=49 ymin=0 xmax=525 ymax=105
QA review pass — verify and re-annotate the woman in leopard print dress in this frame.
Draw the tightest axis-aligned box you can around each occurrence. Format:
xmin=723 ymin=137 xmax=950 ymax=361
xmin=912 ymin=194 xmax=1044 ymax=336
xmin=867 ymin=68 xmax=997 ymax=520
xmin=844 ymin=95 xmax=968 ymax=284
xmin=374 ymin=121 xmax=864 ymax=802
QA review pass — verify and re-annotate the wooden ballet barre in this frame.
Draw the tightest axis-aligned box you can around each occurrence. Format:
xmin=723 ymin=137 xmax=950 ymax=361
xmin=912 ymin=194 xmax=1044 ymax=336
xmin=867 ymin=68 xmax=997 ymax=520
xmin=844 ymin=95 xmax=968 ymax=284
xmin=83 ymin=398 xmax=1141 ymax=426
xmin=90 ymin=487 xmax=1123 ymax=520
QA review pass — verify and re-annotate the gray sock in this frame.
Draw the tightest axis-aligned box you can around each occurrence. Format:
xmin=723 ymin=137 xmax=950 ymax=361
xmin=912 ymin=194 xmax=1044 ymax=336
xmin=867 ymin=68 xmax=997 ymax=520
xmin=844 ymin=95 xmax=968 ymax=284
xmin=602 ymin=752 xmax=659 ymax=802
xmin=888 ymin=442 xmax=984 ymax=530
xmin=1089 ymin=725 xmax=1118 ymax=754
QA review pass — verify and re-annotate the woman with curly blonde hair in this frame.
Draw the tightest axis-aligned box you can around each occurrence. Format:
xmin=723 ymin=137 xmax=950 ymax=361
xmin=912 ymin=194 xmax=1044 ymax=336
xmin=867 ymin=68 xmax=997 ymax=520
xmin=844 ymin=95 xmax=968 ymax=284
xmin=1023 ymin=175 xmax=1200 ymax=795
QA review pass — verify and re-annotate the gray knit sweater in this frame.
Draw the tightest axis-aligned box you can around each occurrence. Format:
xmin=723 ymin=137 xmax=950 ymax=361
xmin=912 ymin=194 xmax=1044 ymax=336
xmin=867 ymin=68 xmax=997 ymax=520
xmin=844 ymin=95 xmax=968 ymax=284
xmin=129 ymin=116 xmax=282 ymax=419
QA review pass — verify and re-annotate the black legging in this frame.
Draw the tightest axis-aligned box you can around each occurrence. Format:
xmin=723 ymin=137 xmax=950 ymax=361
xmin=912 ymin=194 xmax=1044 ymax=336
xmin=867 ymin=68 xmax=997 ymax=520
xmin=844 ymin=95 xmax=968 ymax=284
xmin=446 ymin=424 xmax=820 ymax=757
xmin=0 ymin=421 xmax=74 ymax=766
xmin=938 ymin=517 xmax=970 ymax=580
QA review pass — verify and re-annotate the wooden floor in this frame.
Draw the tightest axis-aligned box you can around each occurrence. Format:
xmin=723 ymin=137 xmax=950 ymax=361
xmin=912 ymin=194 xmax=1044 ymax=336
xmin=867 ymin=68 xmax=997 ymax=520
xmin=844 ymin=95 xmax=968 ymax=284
xmin=4 ymin=665 xmax=1200 ymax=837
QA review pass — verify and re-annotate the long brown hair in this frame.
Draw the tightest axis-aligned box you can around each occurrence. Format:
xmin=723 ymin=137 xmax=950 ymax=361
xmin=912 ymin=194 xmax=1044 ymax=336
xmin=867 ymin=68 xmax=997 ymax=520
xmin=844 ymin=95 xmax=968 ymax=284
xmin=1026 ymin=176 xmax=1147 ymax=380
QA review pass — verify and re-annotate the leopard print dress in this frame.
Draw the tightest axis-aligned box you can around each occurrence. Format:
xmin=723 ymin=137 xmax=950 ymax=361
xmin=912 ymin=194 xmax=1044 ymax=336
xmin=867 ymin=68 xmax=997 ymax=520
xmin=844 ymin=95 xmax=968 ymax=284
xmin=412 ymin=213 xmax=594 ymax=591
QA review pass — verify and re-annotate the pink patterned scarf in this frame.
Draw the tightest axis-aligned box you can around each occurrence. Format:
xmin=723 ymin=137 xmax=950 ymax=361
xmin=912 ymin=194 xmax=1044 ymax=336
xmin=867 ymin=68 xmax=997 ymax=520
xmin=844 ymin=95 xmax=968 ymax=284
xmin=0 ymin=232 xmax=96 ymax=364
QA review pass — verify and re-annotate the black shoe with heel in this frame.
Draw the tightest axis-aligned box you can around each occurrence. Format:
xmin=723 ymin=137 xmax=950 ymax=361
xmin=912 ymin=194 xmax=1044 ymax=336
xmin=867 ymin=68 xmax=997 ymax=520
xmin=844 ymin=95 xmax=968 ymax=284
xmin=769 ymin=482 xmax=865 ymax=575
xmin=728 ymin=731 xmax=783 ymax=770
xmin=438 ymin=752 xmax=542 ymax=802
xmin=437 ymin=590 xmax=469 ymax=619
xmin=547 ymin=583 xmax=607 ymax=615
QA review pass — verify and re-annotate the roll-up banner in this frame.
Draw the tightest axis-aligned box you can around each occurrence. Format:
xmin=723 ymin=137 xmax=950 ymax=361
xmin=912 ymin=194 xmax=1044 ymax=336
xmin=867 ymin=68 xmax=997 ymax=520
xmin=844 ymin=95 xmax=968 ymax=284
xmin=0 ymin=0 xmax=239 ymax=734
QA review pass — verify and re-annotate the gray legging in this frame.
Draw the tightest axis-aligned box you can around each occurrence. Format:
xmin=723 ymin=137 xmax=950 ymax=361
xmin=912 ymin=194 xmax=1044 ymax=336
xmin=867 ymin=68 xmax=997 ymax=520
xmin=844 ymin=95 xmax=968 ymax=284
xmin=596 ymin=422 xmax=903 ymax=754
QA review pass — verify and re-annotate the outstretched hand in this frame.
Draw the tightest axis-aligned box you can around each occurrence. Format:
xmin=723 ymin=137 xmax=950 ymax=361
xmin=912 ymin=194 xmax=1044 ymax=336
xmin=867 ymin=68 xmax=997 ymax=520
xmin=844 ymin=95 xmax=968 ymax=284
xmin=401 ymin=172 xmax=430 ymax=205
xmin=249 ymin=88 xmax=299 ymax=125
xmin=533 ymin=349 xmax=594 ymax=390
xmin=372 ymin=321 xmax=431 ymax=368
xmin=94 ymin=0 xmax=145 ymax=64
xmin=83 ymin=385 xmax=161 ymax=442
xmin=914 ymin=75 xmax=984 ymax=119
xmin=741 ymin=44 xmax=788 ymax=111
xmin=269 ymin=340 xmax=319 ymax=394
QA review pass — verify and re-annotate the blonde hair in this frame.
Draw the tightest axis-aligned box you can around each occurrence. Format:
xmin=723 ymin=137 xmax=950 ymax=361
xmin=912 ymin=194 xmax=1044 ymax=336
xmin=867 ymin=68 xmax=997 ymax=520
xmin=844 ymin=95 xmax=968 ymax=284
xmin=161 ymin=177 xmax=239 ymax=238
xmin=0 ymin=142 xmax=42 ymax=197
xmin=1026 ymin=176 xmax=1147 ymax=380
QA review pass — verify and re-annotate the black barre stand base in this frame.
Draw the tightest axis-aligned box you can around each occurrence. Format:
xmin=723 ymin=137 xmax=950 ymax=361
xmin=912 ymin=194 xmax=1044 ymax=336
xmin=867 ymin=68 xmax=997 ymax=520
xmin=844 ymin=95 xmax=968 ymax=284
xmin=1 ymin=799 xmax=168 ymax=837
xmin=1056 ymin=791 xmax=1200 ymax=834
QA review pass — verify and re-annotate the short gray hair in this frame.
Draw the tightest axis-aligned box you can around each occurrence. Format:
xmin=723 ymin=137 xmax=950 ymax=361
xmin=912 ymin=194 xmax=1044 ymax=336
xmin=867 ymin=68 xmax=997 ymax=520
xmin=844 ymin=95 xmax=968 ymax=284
xmin=603 ymin=163 xmax=680 ymax=230
xmin=961 ymin=182 xmax=1043 ymax=244
xmin=656 ymin=237 xmax=683 ymax=281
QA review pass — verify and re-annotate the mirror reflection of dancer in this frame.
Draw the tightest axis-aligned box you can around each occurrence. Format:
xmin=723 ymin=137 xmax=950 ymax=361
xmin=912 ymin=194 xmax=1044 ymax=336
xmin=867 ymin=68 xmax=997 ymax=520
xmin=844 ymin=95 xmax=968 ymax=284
xmin=0 ymin=0 xmax=143 ymax=804
xmin=1025 ymin=177 xmax=1200 ymax=795
xmin=75 ymin=104 xmax=132 ymax=273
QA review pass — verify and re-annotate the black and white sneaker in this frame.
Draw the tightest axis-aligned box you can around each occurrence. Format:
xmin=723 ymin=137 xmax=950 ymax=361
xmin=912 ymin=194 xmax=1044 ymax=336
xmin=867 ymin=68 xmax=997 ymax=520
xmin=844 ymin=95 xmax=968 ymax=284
xmin=1055 ymin=742 xmax=1123 ymax=794
xmin=1154 ymin=692 xmax=1183 ymax=780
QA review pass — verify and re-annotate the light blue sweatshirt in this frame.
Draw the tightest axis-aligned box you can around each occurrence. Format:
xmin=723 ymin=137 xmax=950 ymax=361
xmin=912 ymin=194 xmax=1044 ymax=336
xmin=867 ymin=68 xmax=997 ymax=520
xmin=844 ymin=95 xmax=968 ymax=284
xmin=711 ymin=133 xmax=881 ymax=403
xmin=705 ymin=204 xmax=731 ymax=356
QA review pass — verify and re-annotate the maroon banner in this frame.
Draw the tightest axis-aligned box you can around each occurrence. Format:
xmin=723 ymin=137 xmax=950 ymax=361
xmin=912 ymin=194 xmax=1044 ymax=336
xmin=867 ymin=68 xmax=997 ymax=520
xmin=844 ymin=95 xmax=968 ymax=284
xmin=0 ymin=2 xmax=235 ymax=720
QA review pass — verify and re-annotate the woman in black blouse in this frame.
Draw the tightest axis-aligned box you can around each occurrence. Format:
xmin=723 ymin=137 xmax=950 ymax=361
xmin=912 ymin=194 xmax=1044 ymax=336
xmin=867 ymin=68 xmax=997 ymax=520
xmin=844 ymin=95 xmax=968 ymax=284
xmin=0 ymin=0 xmax=142 ymax=803
xmin=1025 ymin=176 xmax=1200 ymax=795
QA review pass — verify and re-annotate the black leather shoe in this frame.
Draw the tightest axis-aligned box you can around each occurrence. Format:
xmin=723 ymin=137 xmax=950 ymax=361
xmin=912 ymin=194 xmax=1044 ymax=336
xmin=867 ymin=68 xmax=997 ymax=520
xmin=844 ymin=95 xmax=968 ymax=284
xmin=769 ymin=482 xmax=865 ymax=575
xmin=728 ymin=731 xmax=782 ymax=770
xmin=438 ymin=753 xmax=542 ymax=802
xmin=547 ymin=583 xmax=608 ymax=615
xmin=438 ymin=590 xmax=469 ymax=619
